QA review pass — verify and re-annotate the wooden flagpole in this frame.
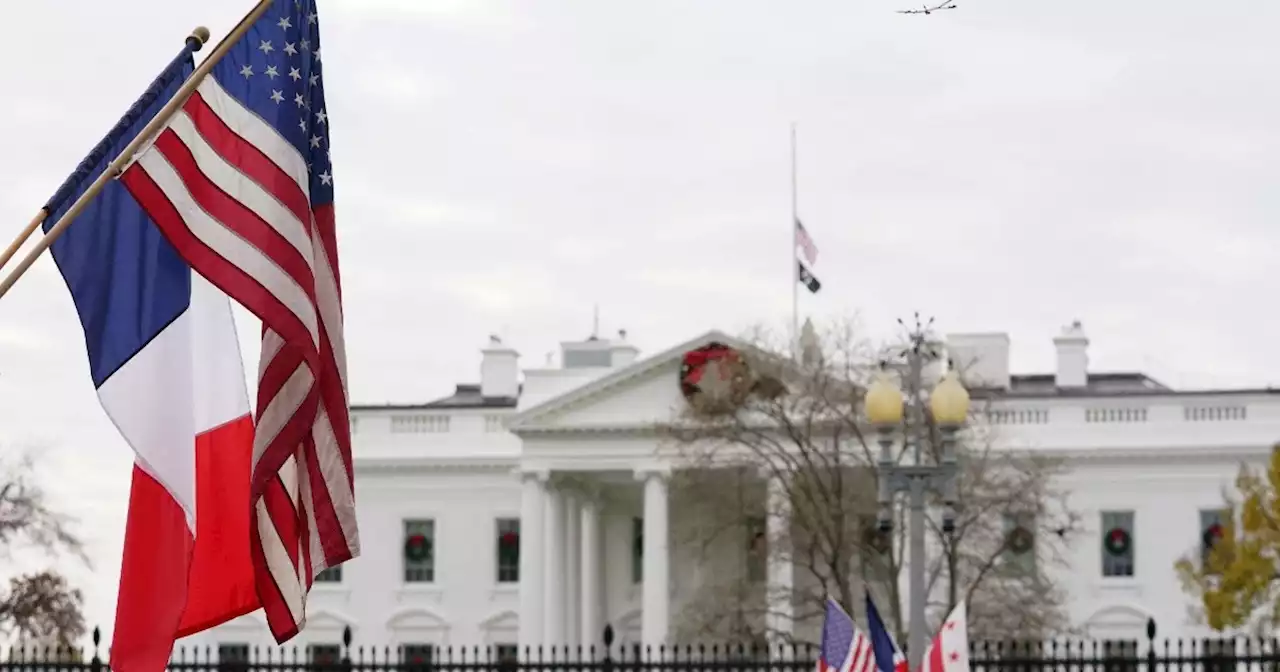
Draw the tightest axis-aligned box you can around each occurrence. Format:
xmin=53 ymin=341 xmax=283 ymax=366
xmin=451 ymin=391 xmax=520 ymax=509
xmin=0 ymin=212 xmax=47 ymax=273
xmin=0 ymin=0 xmax=274 ymax=301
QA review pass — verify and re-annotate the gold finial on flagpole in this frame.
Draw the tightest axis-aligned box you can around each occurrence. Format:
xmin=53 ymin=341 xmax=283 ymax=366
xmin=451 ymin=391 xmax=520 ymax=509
xmin=191 ymin=26 xmax=212 ymax=46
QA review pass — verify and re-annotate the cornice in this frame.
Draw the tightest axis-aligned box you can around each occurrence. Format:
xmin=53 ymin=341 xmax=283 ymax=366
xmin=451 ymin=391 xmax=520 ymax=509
xmin=355 ymin=455 xmax=517 ymax=473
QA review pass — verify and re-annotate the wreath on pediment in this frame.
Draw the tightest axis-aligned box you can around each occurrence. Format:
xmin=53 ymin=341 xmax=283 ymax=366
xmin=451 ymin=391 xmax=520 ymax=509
xmin=679 ymin=343 xmax=755 ymax=416
xmin=1006 ymin=526 xmax=1034 ymax=555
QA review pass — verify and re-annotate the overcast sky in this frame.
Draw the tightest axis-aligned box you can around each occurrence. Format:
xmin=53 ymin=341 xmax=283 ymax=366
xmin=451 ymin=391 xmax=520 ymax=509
xmin=2 ymin=0 xmax=1279 ymax=645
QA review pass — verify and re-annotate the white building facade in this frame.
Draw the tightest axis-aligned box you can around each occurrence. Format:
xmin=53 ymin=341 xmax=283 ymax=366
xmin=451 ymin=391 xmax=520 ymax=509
xmin=180 ymin=324 xmax=1280 ymax=658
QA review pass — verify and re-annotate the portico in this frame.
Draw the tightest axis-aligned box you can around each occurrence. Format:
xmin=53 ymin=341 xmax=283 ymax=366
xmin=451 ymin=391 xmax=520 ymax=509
xmin=507 ymin=330 xmax=795 ymax=651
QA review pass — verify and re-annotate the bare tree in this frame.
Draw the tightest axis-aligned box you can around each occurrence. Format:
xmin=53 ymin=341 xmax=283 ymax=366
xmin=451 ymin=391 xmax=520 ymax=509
xmin=660 ymin=319 xmax=1079 ymax=645
xmin=0 ymin=453 xmax=88 ymax=647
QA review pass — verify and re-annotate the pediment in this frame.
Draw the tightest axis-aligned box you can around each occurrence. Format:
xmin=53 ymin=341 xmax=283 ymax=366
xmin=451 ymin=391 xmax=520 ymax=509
xmin=479 ymin=609 xmax=518 ymax=632
xmin=387 ymin=607 xmax=450 ymax=631
xmin=509 ymin=330 xmax=753 ymax=432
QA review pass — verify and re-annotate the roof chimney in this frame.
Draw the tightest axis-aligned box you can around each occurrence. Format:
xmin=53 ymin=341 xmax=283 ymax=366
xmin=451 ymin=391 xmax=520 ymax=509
xmin=1054 ymin=320 xmax=1088 ymax=388
xmin=945 ymin=333 xmax=1010 ymax=389
xmin=611 ymin=329 xmax=640 ymax=367
xmin=480 ymin=335 xmax=520 ymax=398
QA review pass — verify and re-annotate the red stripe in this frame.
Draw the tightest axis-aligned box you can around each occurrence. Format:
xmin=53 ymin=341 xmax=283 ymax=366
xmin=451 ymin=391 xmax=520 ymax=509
xmin=120 ymin=165 xmax=319 ymax=372
xmin=151 ymin=129 xmax=317 ymax=306
xmin=927 ymin=634 xmax=944 ymax=672
xmin=183 ymin=91 xmax=313 ymax=230
xmin=110 ymin=465 xmax=193 ymax=672
xmin=264 ymin=476 xmax=302 ymax=569
xmin=177 ymin=416 xmax=259 ymax=636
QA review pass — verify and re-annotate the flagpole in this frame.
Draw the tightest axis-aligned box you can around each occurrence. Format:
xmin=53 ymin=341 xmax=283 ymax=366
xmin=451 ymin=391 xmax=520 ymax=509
xmin=0 ymin=0 xmax=275 ymax=302
xmin=0 ymin=213 xmax=47 ymax=274
xmin=790 ymin=122 xmax=800 ymax=359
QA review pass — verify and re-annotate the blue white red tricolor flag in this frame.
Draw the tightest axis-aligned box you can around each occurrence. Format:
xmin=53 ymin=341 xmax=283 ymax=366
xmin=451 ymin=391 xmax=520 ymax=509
xmin=817 ymin=598 xmax=878 ymax=672
xmin=919 ymin=602 xmax=971 ymax=672
xmin=865 ymin=594 xmax=908 ymax=672
xmin=42 ymin=0 xmax=357 ymax=669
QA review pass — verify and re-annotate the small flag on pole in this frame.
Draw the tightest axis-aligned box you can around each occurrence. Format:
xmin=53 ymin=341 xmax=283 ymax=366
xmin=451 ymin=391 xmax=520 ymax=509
xmin=865 ymin=594 xmax=908 ymax=672
xmin=798 ymin=260 xmax=821 ymax=294
xmin=920 ymin=602 xmax=971 ymax=672
xmin=817 ymin=597 xmax=878 ymax=672
xmin=795 ymin=218 xmax=818 ymax=265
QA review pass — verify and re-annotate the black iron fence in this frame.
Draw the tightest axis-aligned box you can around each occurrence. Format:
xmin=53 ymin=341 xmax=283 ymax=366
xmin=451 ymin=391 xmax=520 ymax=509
xmin=4 ymin=618 xmax=1280 ymax=672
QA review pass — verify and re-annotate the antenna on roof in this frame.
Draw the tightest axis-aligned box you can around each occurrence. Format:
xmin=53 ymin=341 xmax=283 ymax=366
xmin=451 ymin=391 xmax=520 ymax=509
xmin=592 ymin=304 xmax=600 ymax=339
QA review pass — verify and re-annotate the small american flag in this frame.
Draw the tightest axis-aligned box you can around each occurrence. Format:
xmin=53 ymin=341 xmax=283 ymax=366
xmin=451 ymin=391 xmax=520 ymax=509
xmin=818 ymin=598 xmax=878 ymax=672
xmin=119 ymin=0 xmax=358 ymax=643
xmin=795 ymin=217 xmax=819 ymax=265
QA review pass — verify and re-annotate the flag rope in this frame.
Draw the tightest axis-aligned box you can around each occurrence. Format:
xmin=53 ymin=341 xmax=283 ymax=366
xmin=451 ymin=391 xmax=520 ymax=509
xmin=0 ymin=0 xmax=275 ymax=301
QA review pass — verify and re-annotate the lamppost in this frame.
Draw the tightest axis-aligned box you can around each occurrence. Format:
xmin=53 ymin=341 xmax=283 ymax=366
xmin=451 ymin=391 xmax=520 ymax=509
xmin=864 ymin=323 xmax=971 ymax=672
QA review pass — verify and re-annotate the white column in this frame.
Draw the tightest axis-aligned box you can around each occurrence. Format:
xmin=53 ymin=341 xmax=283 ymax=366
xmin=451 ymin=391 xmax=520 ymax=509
xmin=544 ymin=485 xmax=566 ymax=646
xmin=765 ymin=471 xmax=794 ymax=646
xmin=636 ymin=467 xmax=670 ymax=649
xmin=580 ymin=498 xmax=602 ymax=649
xmin=517 ymin=470 xmax=547 ymax=651
xmin=565 ymin=494 xmax=582 ymax=648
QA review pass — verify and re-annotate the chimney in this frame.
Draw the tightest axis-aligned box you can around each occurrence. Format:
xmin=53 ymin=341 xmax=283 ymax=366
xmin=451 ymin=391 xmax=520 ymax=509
xmin=480 ymin=335 xmax=520 ymax=398
xmin=1053 ymin=320 xmax=1089 ymax=388
xmin=611 ymin=329 xmax=640 ymax=367
xmin=945 ymin=332 xmax=1010 ymax=389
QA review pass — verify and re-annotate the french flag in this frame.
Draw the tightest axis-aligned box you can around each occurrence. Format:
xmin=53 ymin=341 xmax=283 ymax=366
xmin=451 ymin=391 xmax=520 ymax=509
xmin=865 ymin=593 xmax=908 ymax=672
xmin=42 ymin=41 xmax=259 ymax=672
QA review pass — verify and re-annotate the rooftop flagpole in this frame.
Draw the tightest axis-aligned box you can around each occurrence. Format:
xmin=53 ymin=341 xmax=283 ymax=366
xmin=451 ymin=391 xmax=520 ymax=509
xmin=790 ymin=122 xmax=800 ymax=360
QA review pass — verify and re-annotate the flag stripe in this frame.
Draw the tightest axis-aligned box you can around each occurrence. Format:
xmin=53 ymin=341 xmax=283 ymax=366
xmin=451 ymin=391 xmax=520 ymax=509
xmin=183 ymin=90 xmax=313 ymax=231
xmin=132 ymin=148 xmax=321 ymax=349
xmin=167 ymin=109 xmax=314 ymax=267
xmin=194 ymin=76 xmax=311 ymax=199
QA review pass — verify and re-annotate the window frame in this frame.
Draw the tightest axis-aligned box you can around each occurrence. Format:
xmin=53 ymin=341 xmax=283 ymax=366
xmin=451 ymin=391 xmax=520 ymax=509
xmin=1100 ymin=510 xmax=1135 ymax=578
xmin=496 ymin=517 xmax=520 ymax=584
xmin=314 ymin=564 xmax=343 ymax=583
xmin=404 ymin=518 xmax=437 ymax=584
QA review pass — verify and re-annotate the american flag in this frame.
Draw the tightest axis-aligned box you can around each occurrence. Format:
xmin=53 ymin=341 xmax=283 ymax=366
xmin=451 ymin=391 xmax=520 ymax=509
xmin=818 ymin=598 xmax=878 ymax=672
xmin=795 ymin=217 xmax=819 ymax=265
xmin=119 ymin=0 xmax=358 ymax=642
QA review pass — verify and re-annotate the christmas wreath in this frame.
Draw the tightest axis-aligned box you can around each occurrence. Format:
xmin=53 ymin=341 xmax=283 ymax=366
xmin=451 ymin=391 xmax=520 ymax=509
xmin=1104 ymin=527 xmax=1131 ymax=556
xmin=1006 ymin=526 xmax=1034 ymax=554
xmin=404 ymin=533 xmax=433 ymax=563
xmin=499 ymin=531 xmax=519 ymax=562
xmin=1202 ymin=523 xmax=1224 ymax=550
xmin=679 ymin=342 xmax=753 ymax=415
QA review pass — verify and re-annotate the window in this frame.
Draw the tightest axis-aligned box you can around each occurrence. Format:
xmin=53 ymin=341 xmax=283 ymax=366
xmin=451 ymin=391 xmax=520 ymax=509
xmin=495 ymin=643 xmax=519 ymax=669
xmin=496 ymin=518 xmax=520 ymax=583
xmin=315 ymin=565 xmax=342 ymax=583
xmin=1202 ymin=638 xmax=1236 ymax=672
xmin=404 ymin=519 xmax=436 ymax=583
xmin=1200 ymin=509 xmax=1228 ymax=565
xmin=217 ymin=643 xmax=249 ymax=672
xmin=1102 ymin=640 xmax=1138 ymax=672
xmin=1101 ymin=510 xmax=1135 ymax=578
xmin=631 ymin=516 xmax=644 ymax=584
xmin=308 ymin=644 xmax=342 ymax=665
xmin=746 ymin=516 xmax=766 ymax=582
xmin=1001 ymin=512 xmax=1036 ymax=576
xmin=401 ymin=644 xmax=434 ymax=669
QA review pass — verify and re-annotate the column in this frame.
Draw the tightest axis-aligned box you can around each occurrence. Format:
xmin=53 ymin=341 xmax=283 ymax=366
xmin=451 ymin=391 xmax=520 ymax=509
xmin=765 ymin=471 xmax=794 ymax=646
xmin=544 ymin=485 xmax=566 ymax=646
xmin=636 ymin=467 xmax=670 ymax=648
xmin=580 ymin=498 xmax=603 ymax=649
xmin=565 ymin=494 xmax=582 ymax=647
xmin=517 ymin=470 xmax=547 ymax=651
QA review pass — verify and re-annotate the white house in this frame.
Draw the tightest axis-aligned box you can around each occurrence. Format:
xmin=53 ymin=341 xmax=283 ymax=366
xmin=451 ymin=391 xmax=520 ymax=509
xmin=179 ymin=322 xmax=1280 ymax=660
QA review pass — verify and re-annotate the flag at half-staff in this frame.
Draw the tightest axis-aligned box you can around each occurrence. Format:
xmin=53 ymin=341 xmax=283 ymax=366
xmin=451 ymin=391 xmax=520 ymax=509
xmin=25 ymin=0 xmax=359 ymax=669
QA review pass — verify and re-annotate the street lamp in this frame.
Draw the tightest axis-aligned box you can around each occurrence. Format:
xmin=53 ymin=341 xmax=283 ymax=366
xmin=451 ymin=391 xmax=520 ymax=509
xmin=866 ymin=326 xmax=970 ymax=672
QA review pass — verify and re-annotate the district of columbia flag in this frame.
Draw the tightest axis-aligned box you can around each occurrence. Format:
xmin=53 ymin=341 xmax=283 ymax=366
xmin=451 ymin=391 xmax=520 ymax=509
xmin=919 ymin=602 xmax=971 ymax=672
xmin=118 ymin=0 xmax=358 ymax=644
xmin=865 ymin=594 xmax=908 ymax=672
xmin=795 ymin=217 xmax=818 ymax=265
xmin=817 ymin=597 xmax=878 ymax=672
xmin=42 ymin=47 xmax=258 ymax=672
